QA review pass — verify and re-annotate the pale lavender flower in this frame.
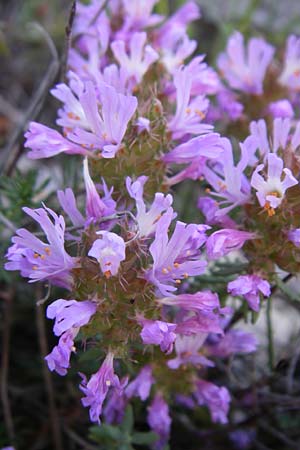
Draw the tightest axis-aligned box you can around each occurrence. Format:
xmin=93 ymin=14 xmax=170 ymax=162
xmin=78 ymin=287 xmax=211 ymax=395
xmin=80 ymin=352 xmax=125 ymax=423
xmin=103 ymin=381 xmax=128 ymax=424
xmin=251 ymin=153 xmax=298 ymax=213
xmin=146 ymin=209 xmax=207 ymax=296
xmin=217 ymin=31 xmax=274 ymax=95
xmin=217 ymin=89 xmax=244 ymax=120
xmin=155 ymin=2 xmax=199 ymax=73
xmin=125 ymin=365 xmax=154 ymax=401
xmin=197 ymin=197 xmax=238 ymax=228
xmin=83 ymin=158 xmax=108 ymax=222
xmin=139 ymin=318 xmax=177 ymax=354
xmin=168 ymin=66 xmax=212 ymax=140
xmin=202 ymin=138 xmax=251 ymax=216
xmin=147 ymin=394 xmax=171 ymax=450
xmin=194 ymin=380 xmax=231 ymax=424
xmin=88 ymin=231 xmax=126 ymax=278
xmin=268 ymin=99 xmax=294 ymax=118
xmin=5 ymin=206 xmax=75 ymax=289
xmin=58 ymin=81 xmax=138 ymax=158
xmin=46 ymin=299 xmax=97 ymax=336
xmin=45 ymin=328 xmax=78 ymax=376
xmin=176 ymin=311 xmax=223 ymax=336
xmin=120 ymin=0 xmax=163 ymax=33
xmin=279 ymin=35 xmax=300 ymax=90
xmin=206 ymin=229 xmax=256 ymax=260
xmin=288 ymin=228 xmax=300 ymax=247
xmin=57 ymin=188 xmax=85 ymax=229
xmin=136 ymin=117 xmax=150 ymax=134
xmin=187 ymin=55 xmax=221 ymax=96
xmin=206 ymin=329 xmax=258 ymax=357
xmin=159 ymin=290 xmax=220 ymax=313
xmin=126 ymin=176 xmax=173 ymax=237
xmin=245 ymin=118 xmax=300 ymax=163
xmin=164 ymin=133 xmax=223 ymax=186
xmin=24 ymin=122 xmax=90 ymax=159
xmin=168 ymin=334 xmax=213 ymax=369
xmin=228 ymin=274 xmax=271 ymax=312
xmin=111 ymin=32 xmax=159 ymax=86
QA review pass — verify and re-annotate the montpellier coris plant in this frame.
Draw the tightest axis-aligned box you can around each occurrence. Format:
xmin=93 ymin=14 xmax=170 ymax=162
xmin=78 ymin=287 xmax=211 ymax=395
xmin=5 ymin=0 xmax=300 ymax=448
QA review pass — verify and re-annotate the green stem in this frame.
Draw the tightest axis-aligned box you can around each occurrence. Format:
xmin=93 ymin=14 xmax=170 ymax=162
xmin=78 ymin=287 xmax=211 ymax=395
xmin=266 ymin=296 xmax=274 ymax=371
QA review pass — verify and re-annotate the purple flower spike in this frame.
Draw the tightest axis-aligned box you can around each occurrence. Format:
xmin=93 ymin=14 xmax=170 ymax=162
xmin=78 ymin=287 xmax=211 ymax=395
xmin=111 ymin=32 xmax=159 ymax=86
xmin=206 ymin=329 xmax=258 ymax=358
xmin=251 ymin=153 xmax=298 ymax=214
xmin=139 ymin=318 xmax=177 ymax=354
xmin=168 ymin=334 xmax=213 ymax=369
xmin=206 ymin=229 xmax=255 ymax=260
xmin=5 ymin=206 xmax=75 ymax=289
xmin=147 ymin=394 xmax=171 ymax=450
xmin=147 ymin=209 xmax=207 ymax=296
xmin=194 ymin=379 xmax=231 ymax=424
xmin=45 ymin=328 xmax=78 ymax=376
xmin=46 ymin=299 xmax=97 ymax=336
xmin=88 ymin=231 xmax=126 ymax=278
xmin=228 ymin=274 xmax=271 ymax=312
xmin=217 ymin=31 xmax=274 ymax=95
xmin=125 ymin=365 xmax=154 ymax=401
xmin=80 ymin=352 xmax=125 ymax=424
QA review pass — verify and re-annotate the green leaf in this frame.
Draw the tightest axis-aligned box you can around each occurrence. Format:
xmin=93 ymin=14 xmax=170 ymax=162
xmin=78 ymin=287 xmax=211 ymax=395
xmin=89 ymin=424 xmax=122 ymax=442
xmin=121 ymin=406 xmax=134 ymax=432
xmin=132 ymin=431 xmax=158 ymax=445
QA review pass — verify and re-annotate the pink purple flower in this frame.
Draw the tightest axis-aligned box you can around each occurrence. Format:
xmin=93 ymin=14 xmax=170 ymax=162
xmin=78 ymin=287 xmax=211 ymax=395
xmin=251 ymin=153 xmax=298 ymax=214
xmin=139 ymin=318 xmax=177 ymax=354
xmin=168 ymin=334 xmax=213 ymax=369
xmin=5 ymin=206 xmax=75 ymax=289
xmin=125 ymin=365 xmax=154 ymax=401
xmin=228 ymin=274 xmax=271 ymax=312
xmin=206 ymin=329 xmax=258 ymax=357
xmin=88 ymin=231 xmax=126 ymax=278
xmin=126 ymin=176 xmax=173 ymax=237
xmin=279 ymin=35 xmax=300 ymax=90
xmin=194 ymin=379 xmax=231 ymax=424
xmin=146 ymin=209 xmax=207 ymax=296
xmin=217 ymin=31 xmax=274 ymax=95
xmin=45 ymin=328 xmax=78 ymax=376
xmin=288 ymin=228 xmax=300 ymax=247
xmin=206 ymin=229 xmax=255 ymax=260
xmin=80 ymin=352 xmax=126 ymax=423
xmin=147 ymin=394 xmax=171 ymax=450
xmin=46 ymin=299 xmax=97 ymax=336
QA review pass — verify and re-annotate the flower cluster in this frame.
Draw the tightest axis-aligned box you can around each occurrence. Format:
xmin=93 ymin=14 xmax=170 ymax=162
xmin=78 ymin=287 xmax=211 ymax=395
xmin=6 ymin=0 xmax=300 ymax=447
